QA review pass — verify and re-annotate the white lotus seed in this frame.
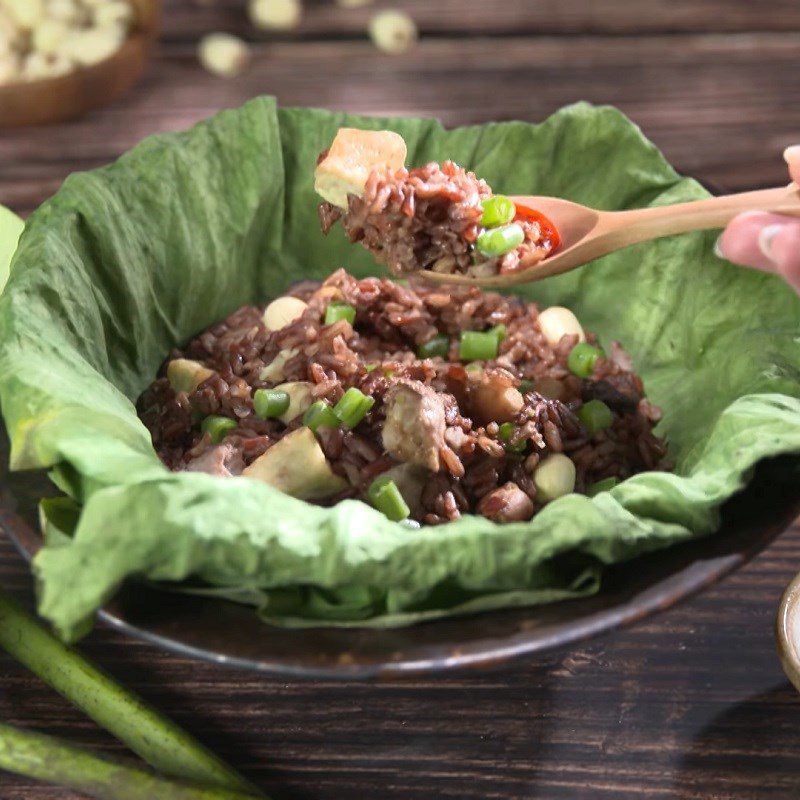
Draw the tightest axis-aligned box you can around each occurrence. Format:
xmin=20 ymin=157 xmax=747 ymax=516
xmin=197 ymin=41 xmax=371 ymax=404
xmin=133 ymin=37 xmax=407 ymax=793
xmin=368 ymin=9 xmax=417 ymax=55
xmin=23 ymin=51 xmax=71 ymax=79
xmin=60 ymin=24 xmax=125 ymax=66
xmin=3 ymin=0 xmax=44 ymax=30
xmin=32 ymin=18 xmax=69 ymax=56
xmin=533 ymin=454 xmax=576 ymax=503
xmin=44 ymin=0 xmax=86 ymax=25
xmin=248 ymin=0 xmax=301 ymax=31
xmin=0 ymin=53 xmax=19 ymax=82
xmin=198 ymin=32 xmax=251 ymax=78
xmin=92 ymin=0 xmax=132 ymax=28
xmin=536 ymin=306 xmax=586 ymax=348
xmin=263 ymin=296 xmax=308 ymax=331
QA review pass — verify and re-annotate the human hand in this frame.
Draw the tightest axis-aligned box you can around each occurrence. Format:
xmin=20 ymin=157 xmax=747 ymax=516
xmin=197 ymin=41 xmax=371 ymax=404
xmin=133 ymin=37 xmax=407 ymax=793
xmin=715 ymin=146 xmax=800 ymax=292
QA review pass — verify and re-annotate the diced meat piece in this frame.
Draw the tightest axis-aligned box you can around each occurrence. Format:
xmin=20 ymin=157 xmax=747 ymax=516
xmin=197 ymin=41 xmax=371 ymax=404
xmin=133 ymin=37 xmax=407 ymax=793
xmin=382 ymin=379 xmax=446 ymax=472
xmin=469 ymin=369 xmax=524 ymax=425
xmin=477 ymin=482 xmax=534 ymax=522
xmin=183 ymin=444 xmax=244 ymax=478
xmin=581 ymin=379 xmax=640 ymax=415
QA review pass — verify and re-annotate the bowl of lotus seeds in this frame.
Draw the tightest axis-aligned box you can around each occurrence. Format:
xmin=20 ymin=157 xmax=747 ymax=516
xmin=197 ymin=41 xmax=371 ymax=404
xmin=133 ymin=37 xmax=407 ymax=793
xmin=0 ymin=0 xmax=160 ymax=127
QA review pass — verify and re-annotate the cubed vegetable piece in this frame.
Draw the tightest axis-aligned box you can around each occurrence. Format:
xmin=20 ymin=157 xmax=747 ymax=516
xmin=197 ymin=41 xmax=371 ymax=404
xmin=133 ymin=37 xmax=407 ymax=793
xmin=324 ymin=302 xmax=356 ymax=326
xmin=475 ymin=223 xmax=525 ymax=258
xmin=567 ymin=342 xmax=603 ymax=378
xmin=166 ymin=359 xmax=214 ymax=394
xmin=416 ymin=333 xmax=450 ymax=359
xmin=259 ymin=347 xmax=299 ymax=383
xmin=303 ymin=400 xmax=340 ymax=432
xmin=242 ymin=427 xmax=347 ymax=500
xmin=480 ymin=195 xmax=516 ymax=227
xmin=273 ymin=382 xmax=315 ymax=424
xmin=498 ymin=422 xmax=527 ymax=453
xmin=333 ymin=387 xmax=375 ymax=428
xmin=577 ymin=399 xmax=614 ymax=434
xmin=253 ymin=389 xmax=290 ymax=419
xmin=201 ymin=415 xmax=237 ymax=444
xmin=367 ymin=476 xmax=411 ymax=521
xmin=460 ymin=330 xmax=500 ymax=361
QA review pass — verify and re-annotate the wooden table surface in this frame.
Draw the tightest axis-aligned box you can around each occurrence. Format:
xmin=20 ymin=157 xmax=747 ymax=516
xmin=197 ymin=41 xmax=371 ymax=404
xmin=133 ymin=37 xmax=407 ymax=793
xmin=2 ymin=2 xmax=800 ymax=798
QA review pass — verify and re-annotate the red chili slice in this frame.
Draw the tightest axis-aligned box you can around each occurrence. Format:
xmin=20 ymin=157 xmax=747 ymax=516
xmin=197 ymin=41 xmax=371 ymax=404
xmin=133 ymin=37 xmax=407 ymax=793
xmin=513 ymin=203 xmax=561 ymax=253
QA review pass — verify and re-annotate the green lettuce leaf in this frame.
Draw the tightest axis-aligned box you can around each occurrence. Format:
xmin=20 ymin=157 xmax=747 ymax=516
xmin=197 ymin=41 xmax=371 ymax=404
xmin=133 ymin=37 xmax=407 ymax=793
xmin=2 ymin=98 xmax=799 ymax=641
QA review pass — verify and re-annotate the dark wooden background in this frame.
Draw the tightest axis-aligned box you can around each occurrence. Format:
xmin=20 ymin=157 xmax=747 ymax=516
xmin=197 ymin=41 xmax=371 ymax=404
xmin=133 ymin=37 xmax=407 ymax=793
xmin=2 ymin=1 xmax=800 ymax=797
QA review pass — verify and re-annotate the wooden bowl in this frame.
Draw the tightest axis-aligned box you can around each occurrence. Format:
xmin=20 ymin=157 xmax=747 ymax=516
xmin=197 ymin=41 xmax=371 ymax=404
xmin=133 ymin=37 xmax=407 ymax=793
xmin=0 ymin=0 xmax=161 ymax=128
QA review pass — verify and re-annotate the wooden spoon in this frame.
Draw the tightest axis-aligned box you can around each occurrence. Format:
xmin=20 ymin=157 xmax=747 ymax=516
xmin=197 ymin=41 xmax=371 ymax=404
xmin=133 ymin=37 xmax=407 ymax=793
xmin=421 ymin=183 xmax=800 ymax=288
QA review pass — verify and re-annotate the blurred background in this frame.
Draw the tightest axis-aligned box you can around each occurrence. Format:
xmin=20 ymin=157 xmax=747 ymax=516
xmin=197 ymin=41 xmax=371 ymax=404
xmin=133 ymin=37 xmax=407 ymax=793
xmin=2 ymin=0 xmax=800 ymax=217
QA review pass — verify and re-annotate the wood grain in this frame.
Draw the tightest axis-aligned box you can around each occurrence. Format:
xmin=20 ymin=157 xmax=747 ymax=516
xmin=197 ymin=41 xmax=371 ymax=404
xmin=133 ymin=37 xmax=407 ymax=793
xmin=2 ymin=0 xmax=800 ymax=797
xmin=3 ymin=33 xmax=800 ymax=216
xmin=164 ymin=0 xmax=800 ymax=36
xmin=1 ymin=530 xmax=800 ymax=800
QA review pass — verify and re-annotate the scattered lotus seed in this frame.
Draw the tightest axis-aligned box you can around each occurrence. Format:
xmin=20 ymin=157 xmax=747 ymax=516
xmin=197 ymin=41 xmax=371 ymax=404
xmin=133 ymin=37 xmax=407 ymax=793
xmin=44 ymin=0 xmax=86 ymax=25
xmin=249 ymin=0 xmax=302 ymax=31
xmin=32 ymin=18 xmax=69 ymax=56
xmin=368 ymin=9 xmax=417 ymax=55
xmin=3 ymin=0 xmax=44 ymax=31
xmin=61 ymin=25 xmax=125 ymax=66
xmin=198 ymin=32 xmax=251 ymax=78
xmin=92 ymin=0 xmax=133 ymax=28
xmin=0 ymin=0 xmax=135 ymax=84
xmin=23 ymin=50 xmax=71 ymax=79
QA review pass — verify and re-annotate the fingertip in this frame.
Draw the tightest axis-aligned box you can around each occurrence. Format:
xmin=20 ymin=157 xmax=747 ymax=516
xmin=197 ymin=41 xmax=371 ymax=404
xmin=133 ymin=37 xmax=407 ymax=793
xmin=769 ymin=221 xmax=800 ymax=290
xmin=716 ymin=211 xmax=778 ymax=271
xmin=783 ymin=145 xmax=800 ymax=185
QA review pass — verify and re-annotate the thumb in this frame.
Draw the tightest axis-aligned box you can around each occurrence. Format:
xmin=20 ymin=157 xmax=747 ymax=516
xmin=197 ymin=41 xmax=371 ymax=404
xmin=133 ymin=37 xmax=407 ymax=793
xmin=716 ymin=211 xmax=800 ymax=291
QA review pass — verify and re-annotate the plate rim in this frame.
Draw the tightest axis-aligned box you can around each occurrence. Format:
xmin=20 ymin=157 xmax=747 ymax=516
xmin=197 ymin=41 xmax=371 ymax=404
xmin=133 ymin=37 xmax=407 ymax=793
xmin=3 ymin=461 xmax=797 ymax=680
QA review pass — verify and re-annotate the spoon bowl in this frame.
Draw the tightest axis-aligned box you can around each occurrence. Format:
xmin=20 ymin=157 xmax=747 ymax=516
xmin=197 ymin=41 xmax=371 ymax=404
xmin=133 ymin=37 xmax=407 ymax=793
xmin=421 ymin=184 xmax=800 ymax=288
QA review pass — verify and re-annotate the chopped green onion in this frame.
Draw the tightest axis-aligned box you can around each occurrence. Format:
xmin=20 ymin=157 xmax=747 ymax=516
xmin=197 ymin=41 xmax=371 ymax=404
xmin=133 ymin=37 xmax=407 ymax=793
xmin=480 ymin=195 xmax=516 ymax=227
xmin=367 ymin=476 xmax=410 ymax=522
xmin=587 ymin=477 xmax=619 ymax=496
xmin=303 ymin=401 xmax=340 ymax=432
xmin=201 ymin=415 xmax=237 ymax=444
xmin=364 ymin=363 xmax=379 ymax=373
xmin=333 ymin=387 xmax=375 ymax=429
xmin=459 ymin=330 xmax=500 ymax=361
xmin=519 ymin=378 xmax=534 ymax=394
xmin=577 ymin=399 xmax=614 ymax=434
xmin=476 ymin=223 xmax=525 ymax=258
xmin=417 ymin=333 xmax=450 ymax=359
xmin=490 ymin=324 xmax=507 ymax=343
xmin=465 ymin=363 xmax=483 ymax=373
xmin=498 ymin=422 xmax=527 ymax=453
xmin=325 ymin=302 xmax=356 ymax=326
xmin=567 ymin=342 xmax=603 ymax=378
xmin=253 ymin=389 xmax=290 ymax=419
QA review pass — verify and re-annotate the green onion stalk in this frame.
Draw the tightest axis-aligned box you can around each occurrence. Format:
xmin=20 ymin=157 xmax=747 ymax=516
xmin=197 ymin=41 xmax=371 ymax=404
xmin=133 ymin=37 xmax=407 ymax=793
xmin=0 ymin=723 xmax=261 ymax=800
xmin=0 ymin=590 xmax=260 ymax=796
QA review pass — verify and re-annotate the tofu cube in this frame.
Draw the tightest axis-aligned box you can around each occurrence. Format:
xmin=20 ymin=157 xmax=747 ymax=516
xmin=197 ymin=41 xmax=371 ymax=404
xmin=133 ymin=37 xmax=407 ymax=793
xmin=314 ymin=128 xmax=407 ymax=208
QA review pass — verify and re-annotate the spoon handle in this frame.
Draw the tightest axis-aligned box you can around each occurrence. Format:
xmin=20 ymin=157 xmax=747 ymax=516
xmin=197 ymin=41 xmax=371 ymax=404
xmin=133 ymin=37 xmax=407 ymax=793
xmin=609 ymin=183 xmax=800 ymax=245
